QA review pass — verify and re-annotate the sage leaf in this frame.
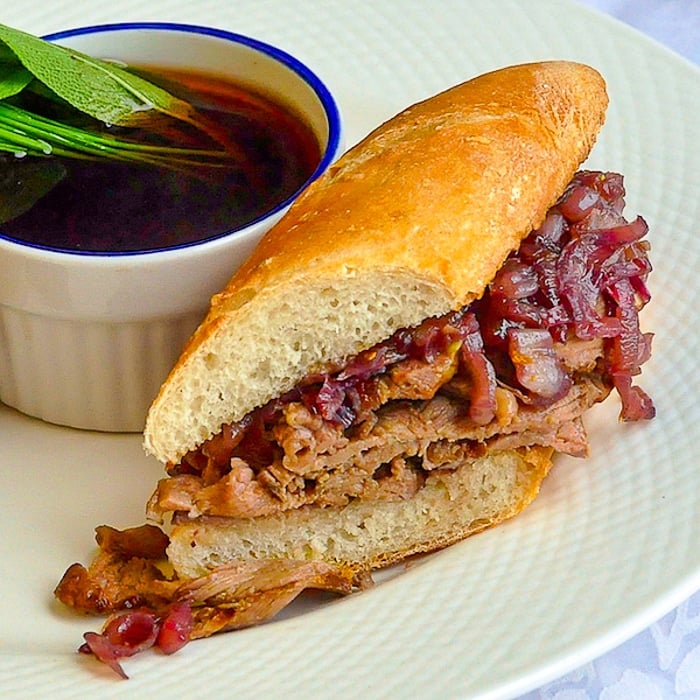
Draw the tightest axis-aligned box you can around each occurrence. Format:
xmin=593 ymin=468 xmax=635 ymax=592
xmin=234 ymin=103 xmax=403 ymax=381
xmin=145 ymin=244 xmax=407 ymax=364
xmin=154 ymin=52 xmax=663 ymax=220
xmin=0 ymin=43 xmax=16 ymax=62
xmin=0 ymin=156 xmax=66 ymax=224
xmin=0 ymin=42 xmax=32 ymax=100
xmin=0 ymin=62 xmax=32 ymax=100
xmin=0 ymin=24 xmax=228 ymax=145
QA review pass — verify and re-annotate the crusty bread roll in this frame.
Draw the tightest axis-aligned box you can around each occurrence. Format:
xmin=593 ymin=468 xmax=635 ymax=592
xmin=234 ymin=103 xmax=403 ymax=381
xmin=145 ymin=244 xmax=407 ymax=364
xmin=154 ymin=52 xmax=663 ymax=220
xmin=144 ymin=61 xmax=608 ymax=465
xmin=168 ymin=446 xmax=553 ymax=578
xmin=142 ymin=61 xmax=610 ymax=580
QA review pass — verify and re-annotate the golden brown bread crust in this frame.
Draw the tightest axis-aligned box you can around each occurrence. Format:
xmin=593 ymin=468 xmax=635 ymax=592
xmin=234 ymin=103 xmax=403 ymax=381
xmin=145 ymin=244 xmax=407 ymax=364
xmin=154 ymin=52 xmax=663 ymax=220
xmin=227 ymin=61 xmax=606 ymax=307
xmin=144 ymin=61 xmax=608 ymax=464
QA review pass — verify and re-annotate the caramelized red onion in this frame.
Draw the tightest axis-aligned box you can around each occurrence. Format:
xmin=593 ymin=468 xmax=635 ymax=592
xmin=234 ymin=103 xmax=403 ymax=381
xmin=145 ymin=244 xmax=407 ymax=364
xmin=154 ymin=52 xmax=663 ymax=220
xmin=304 ymin=310 xmax=481 ymax=428
xmin=80 ymin=611 xmax=160 ymax=679
xmin=80 ymin=604 xmax=194 ymax=678
xmin=477 ymin=170 xmax=654 ymax=419
xmin=508 ymin=328 xmax=572 ymax=403
xmin=155 ymin=603 xmax=194 ymax=655
xmin=458 ymin=312 xmax=497 ymax=424
xmin=176 ymin=170 xmax=654 ymax=475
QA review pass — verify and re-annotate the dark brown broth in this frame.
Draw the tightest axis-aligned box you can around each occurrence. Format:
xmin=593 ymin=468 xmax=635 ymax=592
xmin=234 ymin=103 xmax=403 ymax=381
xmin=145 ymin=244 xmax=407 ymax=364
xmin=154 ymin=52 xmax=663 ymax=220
xmin=1 ymin=66 xmax=322 ymax=252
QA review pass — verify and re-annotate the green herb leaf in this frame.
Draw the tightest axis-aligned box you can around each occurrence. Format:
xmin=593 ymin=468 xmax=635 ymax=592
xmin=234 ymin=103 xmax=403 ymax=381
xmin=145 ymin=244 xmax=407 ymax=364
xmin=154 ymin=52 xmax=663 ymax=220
xmin=0 ymin=47 xmax=32 ymax=100
xmin=0 ymin=156 xmax=66 ymax=224
xmin=0 ymin=64 xmax=32 ymax=100
xmin=0 ymin=23 xmax=255 ymax=199
xmin=0 ymin=102 xmax=240 ymax=173
xmin=0 ymin=43 xmax=16 ymax=62
xmin=0 ymin=24 xmax=230 ymax=145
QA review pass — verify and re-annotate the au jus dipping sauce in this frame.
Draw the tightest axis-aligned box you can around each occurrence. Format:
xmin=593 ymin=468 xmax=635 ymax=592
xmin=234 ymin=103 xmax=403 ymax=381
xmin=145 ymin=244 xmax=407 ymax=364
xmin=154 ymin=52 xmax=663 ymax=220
xmin=0 ymin=66 xmax=322 ymax=252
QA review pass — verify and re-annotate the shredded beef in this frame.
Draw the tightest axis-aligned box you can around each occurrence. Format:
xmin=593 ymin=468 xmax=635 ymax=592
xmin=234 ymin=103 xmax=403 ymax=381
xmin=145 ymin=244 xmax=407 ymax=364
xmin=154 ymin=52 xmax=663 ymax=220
xmin=149 ymin=375 xmax=609 ymax=519
xmin=55 ymin=525 xmax=356 ymax=678
xmin=149 ymin=170 xmax=654 ymax=522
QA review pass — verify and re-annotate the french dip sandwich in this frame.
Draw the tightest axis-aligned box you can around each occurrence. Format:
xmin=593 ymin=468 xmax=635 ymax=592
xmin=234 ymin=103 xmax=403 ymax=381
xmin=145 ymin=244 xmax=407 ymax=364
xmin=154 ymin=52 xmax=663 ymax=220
xmin=56 ymin=61 xmax=654 ymax=673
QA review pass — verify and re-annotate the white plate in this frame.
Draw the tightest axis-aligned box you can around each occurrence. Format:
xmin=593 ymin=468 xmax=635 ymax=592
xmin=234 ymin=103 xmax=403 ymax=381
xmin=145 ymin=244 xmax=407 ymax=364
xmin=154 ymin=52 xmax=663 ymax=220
xmin=1 ymin=1 xmax=699 ymax=698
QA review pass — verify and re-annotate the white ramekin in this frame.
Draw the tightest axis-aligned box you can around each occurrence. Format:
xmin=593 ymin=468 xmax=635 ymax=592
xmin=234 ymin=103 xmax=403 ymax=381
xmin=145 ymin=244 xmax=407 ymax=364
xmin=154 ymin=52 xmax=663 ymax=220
xmin=0 ymin=22 xmax=343 ymax=432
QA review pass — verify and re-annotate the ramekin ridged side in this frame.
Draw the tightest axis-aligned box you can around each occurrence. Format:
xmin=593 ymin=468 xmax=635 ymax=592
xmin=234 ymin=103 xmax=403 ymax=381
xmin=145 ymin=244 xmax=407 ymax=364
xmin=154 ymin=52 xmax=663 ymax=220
xmin=0 ymin=306 xmax=202 ymax=431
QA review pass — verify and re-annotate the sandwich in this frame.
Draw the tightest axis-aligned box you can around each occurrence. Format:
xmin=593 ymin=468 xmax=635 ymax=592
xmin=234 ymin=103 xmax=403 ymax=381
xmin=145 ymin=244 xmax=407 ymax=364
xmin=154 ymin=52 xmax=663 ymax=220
xmin=55 ymin=60 xmax=655 ymax=674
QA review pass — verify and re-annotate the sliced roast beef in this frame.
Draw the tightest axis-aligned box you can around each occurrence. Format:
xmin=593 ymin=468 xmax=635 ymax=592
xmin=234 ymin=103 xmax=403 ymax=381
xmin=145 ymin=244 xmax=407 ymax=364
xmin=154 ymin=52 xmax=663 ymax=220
xmin=148 ymin=170 xmax=654 ymax=523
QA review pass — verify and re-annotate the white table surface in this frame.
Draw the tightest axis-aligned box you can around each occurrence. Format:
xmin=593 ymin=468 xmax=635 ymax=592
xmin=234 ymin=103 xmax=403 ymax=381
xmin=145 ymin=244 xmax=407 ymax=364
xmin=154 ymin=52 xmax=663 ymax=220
xmin=520 ymin=5 xmax=700 ymax=698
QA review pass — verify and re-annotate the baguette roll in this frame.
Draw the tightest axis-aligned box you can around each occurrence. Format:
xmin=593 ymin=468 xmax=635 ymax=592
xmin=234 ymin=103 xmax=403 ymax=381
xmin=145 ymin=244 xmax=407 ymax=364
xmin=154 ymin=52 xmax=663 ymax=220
xmin=142 ymin=61 xmax=622 ymax=579
xmin=144 ymin=61 xmax=608 ymax=464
